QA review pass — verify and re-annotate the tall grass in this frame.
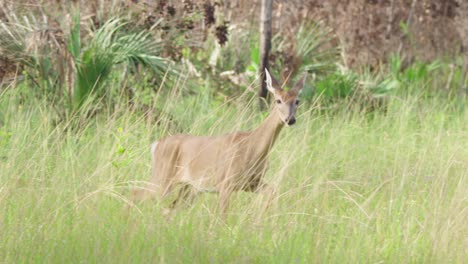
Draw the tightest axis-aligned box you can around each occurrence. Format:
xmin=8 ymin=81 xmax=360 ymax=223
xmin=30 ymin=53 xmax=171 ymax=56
xmin=0 ymin=79 xmax=466 ymax=263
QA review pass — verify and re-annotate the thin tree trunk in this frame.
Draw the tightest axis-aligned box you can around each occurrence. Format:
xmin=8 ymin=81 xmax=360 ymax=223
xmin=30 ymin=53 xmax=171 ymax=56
xmin=398 ymin=0 xmax=417 ymax=55
xmin=259 ymin=0 xmax=273 ymax=109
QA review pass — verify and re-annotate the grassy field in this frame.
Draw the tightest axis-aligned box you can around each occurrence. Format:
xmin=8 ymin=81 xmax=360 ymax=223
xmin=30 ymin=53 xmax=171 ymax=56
xmin=0 ymin=82 xmax=466 ymax=263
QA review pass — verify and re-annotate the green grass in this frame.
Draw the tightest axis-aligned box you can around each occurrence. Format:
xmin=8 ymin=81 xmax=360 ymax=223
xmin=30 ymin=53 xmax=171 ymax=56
xmin=0 ymin=83 xmax=466 ymax=263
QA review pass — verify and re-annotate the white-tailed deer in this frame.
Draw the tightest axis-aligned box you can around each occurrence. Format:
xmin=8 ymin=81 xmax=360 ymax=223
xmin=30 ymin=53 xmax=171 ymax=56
xmin=132 ymin=69 xmax=306 ymax=215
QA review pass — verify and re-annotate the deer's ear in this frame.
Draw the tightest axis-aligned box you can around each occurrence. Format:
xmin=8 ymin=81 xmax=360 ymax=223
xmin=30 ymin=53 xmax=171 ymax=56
xmin=291 ymin=74 xmax=307 ymax=94
xmin=265 ymin=68 xmax=281 ymax=94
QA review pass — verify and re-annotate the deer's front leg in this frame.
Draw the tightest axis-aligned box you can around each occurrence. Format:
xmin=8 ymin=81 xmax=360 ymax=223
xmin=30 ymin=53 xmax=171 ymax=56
xmin=255 ymin=182 xmax=277 ymax=219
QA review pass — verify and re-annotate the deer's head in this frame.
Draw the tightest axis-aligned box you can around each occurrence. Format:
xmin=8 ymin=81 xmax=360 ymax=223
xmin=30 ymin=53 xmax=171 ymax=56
xmin=265 ymin=68 xmax=306 ymax=126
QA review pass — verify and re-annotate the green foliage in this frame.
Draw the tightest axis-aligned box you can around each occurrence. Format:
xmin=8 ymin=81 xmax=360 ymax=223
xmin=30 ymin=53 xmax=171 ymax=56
xmin=295 ymin=21 xmax=338 ymax=76
xmin=314 ymin=72 xmax=358 ymax=100
xmin=389 ymin=54 xmax=442 ymax=84
xmin=0 ymin=15 xmax=64 ymax=98
xmin=403 ymin=61 xmax=442 ymax=83
xmin=72 ymin=19 xmax=170 ymax=109
xmin=370 ymin=78 xmax=401 ymax=95
xmin=68 ymin=13 xmax=81 ymax=59
xmin=311 ymin=69 xmax=399 ymax=106
xmin=0 ymin=15 xmax=172 ymax=114
xmin=246 ymin=44 xmax=260 ymax=74
xmin=309 ymin=54 xmax=464 ymax=107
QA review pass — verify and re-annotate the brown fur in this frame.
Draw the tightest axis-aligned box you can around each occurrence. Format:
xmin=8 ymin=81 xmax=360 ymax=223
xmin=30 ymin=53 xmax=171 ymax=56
xmin=131 ymin=69 xmax=306 ymax=216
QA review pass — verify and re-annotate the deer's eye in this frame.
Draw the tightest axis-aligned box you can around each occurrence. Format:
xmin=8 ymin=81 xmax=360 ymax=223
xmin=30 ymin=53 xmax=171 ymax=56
xmin=295 ymin=100 xmax=300 ymax=105
xmin=276 ymin=100 xmax=282 ymax=104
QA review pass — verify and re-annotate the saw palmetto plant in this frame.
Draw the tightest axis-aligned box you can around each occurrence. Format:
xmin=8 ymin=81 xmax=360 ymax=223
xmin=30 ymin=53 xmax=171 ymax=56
xmin=0 ymin=15 xmax=171 ymax=112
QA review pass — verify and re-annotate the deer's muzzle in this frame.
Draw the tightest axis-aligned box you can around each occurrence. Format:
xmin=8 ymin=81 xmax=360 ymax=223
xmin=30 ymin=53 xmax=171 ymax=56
xmin=287 ymin=117 xmax=296 ymax=125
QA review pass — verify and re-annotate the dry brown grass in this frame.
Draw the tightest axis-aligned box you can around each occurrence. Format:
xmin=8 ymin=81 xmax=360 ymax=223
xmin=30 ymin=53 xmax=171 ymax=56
xmin=1 ymin=0 xmax=466 ymax=79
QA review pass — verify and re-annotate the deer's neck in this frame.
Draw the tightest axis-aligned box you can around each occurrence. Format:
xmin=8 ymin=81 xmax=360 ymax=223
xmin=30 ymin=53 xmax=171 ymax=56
xmin=249 ymin=109 xmax=284 ymax=158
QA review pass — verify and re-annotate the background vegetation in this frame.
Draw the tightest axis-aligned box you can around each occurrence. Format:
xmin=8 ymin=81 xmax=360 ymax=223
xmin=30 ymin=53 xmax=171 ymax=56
xmin=0 ymin=0 xmax=466 ymax=263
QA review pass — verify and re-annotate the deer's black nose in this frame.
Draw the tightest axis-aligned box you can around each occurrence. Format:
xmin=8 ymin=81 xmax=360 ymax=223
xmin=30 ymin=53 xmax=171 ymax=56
xmin=287 ymin=117 xmax=296 ymax=125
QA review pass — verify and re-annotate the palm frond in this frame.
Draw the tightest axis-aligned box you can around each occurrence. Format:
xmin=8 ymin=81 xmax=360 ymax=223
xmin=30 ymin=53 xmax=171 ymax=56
xmin=296 ymin=21 xmax=339 ymax=76
xmin=73 ymin=18 xmax=171 ymax=109
xmin=0 ymin=14 xmax=67 ymax=94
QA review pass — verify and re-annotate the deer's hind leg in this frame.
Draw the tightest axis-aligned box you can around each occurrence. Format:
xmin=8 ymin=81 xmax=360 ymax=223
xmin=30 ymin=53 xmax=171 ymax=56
xmin=129 ymin=181 xmax=174 ymax=208
xmin=130 ymin=142 xmax=179 ymax=205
